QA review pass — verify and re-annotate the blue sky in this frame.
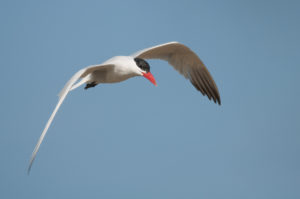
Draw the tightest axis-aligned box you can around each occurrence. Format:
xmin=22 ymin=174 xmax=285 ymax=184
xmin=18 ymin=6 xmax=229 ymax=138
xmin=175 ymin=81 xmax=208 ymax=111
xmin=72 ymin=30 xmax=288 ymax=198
xmin=0 ymin=0 xmax=299 ymax=198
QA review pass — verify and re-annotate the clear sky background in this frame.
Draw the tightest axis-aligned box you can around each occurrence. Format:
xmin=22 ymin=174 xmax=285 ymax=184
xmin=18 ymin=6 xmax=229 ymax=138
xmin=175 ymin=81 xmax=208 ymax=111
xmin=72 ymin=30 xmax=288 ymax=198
xmin=0 ymin=0 xmax=299 ymax=198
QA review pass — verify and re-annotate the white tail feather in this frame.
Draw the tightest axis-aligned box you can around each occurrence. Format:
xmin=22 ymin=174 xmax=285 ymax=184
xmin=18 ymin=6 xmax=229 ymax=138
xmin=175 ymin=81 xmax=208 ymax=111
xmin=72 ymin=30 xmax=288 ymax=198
xmin=70 ymin=76 xmax=90 ymax=91
xmin=28 ymin=64 xmax=111 ymax=173
xmin=28 ymin=69 xmax=85 ymax=174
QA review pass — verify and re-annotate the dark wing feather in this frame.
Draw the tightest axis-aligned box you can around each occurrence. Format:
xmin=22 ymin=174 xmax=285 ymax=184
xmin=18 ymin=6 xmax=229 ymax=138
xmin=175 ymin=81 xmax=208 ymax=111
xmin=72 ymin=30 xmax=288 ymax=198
xmin=132 ymin=42 xmax=221 ymax=104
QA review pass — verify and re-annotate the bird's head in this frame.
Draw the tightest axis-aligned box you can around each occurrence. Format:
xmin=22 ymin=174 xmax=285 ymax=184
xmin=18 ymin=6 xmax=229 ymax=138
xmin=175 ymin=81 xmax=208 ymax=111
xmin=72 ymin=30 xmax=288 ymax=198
xmin=134 ymin=57 xmax=157 ymax=86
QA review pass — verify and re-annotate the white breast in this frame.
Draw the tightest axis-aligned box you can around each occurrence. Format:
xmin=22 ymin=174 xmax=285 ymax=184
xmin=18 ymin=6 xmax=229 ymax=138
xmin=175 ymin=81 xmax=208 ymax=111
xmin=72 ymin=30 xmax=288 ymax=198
xmin=93 ymin=56 xmax=140 ymax=83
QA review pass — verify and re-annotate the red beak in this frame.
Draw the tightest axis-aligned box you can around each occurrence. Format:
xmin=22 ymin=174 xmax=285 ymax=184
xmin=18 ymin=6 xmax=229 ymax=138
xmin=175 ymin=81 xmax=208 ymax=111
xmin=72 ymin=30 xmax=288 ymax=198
xmin=142 ymin=72 xmax=157 ymax=86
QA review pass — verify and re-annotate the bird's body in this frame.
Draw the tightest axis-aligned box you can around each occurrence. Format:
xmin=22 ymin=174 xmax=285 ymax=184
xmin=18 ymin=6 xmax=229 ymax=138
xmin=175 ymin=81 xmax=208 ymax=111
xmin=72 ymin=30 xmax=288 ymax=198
xmin=28 ymin=41 xmax=221 ymax=173
xmin=69 ymin=56 xmax=150 ymax=91
xmin=95 ymin=56 xmax=140 ymax=83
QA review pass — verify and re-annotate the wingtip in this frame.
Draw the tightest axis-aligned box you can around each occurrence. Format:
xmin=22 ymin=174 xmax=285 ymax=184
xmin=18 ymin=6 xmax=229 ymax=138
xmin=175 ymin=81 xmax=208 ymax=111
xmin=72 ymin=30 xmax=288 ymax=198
xmin=27 ymin=157 xmax=35 ymax=175
xmin=214 ymin=96 xmax=221 ymax=105
xmin=27 ymin=167 xmax=31 ymax=175
xmin=216 ymin=97 xmax=221 ymax=105
xmin=27 ymin=165 xmax=32 ymax=175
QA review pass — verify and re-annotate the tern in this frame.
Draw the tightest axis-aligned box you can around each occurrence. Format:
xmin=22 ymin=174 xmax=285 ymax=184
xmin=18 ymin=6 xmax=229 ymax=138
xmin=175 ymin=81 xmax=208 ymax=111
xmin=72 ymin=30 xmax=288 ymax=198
xmin=28 ymin=41 xmax=221 ymax=173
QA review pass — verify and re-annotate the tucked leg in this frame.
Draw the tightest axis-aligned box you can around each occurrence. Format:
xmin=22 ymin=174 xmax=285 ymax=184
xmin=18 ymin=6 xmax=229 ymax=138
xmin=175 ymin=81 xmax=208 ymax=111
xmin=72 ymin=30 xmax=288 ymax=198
xmin=84 ymin=82 xmax=97 ymax=90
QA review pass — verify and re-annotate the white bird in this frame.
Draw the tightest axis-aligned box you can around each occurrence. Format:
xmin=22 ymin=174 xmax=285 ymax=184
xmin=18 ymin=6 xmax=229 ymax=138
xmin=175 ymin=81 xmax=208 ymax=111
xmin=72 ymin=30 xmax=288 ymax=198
xmin=28 ymin=41 xmax=221 ymax=173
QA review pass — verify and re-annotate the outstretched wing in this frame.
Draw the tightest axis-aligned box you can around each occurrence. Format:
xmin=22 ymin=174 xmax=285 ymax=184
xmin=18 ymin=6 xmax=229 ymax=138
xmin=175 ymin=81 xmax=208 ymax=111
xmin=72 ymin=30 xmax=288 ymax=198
xmin=28 ymin=64 xmax=113 ymax=174
xmin=132 ymin=42 xmax=221 ymax=104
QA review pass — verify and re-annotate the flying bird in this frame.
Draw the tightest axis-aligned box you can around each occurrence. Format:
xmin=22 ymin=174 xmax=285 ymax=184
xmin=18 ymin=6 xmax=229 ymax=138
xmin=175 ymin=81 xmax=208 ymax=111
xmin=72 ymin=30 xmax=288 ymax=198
xmin=28 ymin=41 xmax=221 ymax=173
